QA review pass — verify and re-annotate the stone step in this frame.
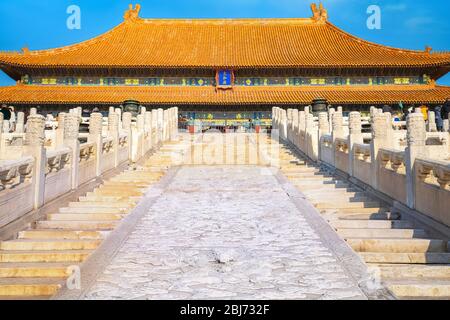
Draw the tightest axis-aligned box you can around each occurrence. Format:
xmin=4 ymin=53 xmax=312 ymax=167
xmin=91 ymin=189 xmax=143 ymax=197
xmin=347 ymin=239 xmax=446 ymax=253
xmin=386 ymin=280 xmax=450 ymax=298
xmin=333 ymin=212 xmax=401 ymax=221
xmin=315 ymin=201 xmax=381 ymax=209
xmin=0 ymin=262 xmax=72 ymax=278
xmin=330 ymin=220 xmax=413 ymax=229
xmin=332 ymin=207 xmax=391 ymax=214
xmin=79 ymin=195 xmax=139 ymax=203
xmin=373 ymin=264 xmax=450 ymax=280
xmin=303 ymin=191 xmax=366 ymax=198
xmin=36 ymin=220 xmax=118 ymax=231
xmin=47 ymin=213 xmax=126 ymax=221
xmin=59 ymin=207 xmax=129 ymax=214
xmin=0 ymin=239 xmax=101 ymax=251
xmin=337 ymin=228 xmax=427 ymax=239
xmin=18 ymin=230 xmax=106 ymax=240
xmin=68 ymin=201 xmax=134 ymax=208
xmin=0 ymin=250 xmax=91 ymax=263
xmin=102 ymin=181 xmax=150 ymax=187
xmin=0 ymin=278 xmax=62 ymax=296
xmin=361 ymin=253 xmax=450 ymax=264
xmin=97 ymin=185 xmax=146 ymax=191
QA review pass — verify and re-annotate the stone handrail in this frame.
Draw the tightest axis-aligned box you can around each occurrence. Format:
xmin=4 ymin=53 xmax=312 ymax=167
xmin=416 ymin=157 xmax=450 ymax=190
xmin=46 ymin=148 xmax=72 ymax=175
xmin=0 ymin=156 xmax=34 ymax=190
xmin=79 ymin=142 xmax=96 ymax=162
xmin=379 ymin=148 xmax=406 ymax=174
xmin=102 ymin=138 xmax=114 ymax=154
xmin=321 ymin=134 xmax=333 ymax=147
xmin=276 ymin=105 xmax=450 ymax=227
xmin=354 ymin=143 xmax=371 ymax=163
xmin=335 ymin=137 xmax=349 ymax=154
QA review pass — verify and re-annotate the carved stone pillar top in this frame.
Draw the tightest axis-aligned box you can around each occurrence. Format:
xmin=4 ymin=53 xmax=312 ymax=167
xmin=407 ymin=113 xmax=426 ymax=146
xmin=349 ymin=111 xmax=362 ymax=135
xmin=24 ymin=115 xmax=45 ymax=146
xmin=108 ymin=113 xmax=119 ymax=133
xmin=89 ymin=112 xmax=103 ymax=135
xmin=304 ymin=106 xmax=310 ymax=114
xmin=122 ymin=112 xmax=132 ymax=131
xmin=108 ymin=106 xmax=115 ymax=115
xmin=298 ymin=111 xmax=306 ymax=130
xmin=17 ymin=112 xmax=25 ymax=124
xmin=64 ymin=113 xmax=80 ymax=140
xmin=332 ymin=111 xmax=343 ymax=133
xmin=137 ymin=114 xmax=145 ymax=132
xmin=144 ymin=111 xmax=152 ymax=131
xmin=306 ymin=112 xmax=314 ymax=129
xmin=140 ymin=106 xmax=147 ymax=115
xmin=30 ymin=108 xmax=37 ymax=116
xmin=372 ymin=113 xmax=388 ymax=139
xmin=337 ymin=106 xmax=343 ymax=113
xmin=318 ymin=112 xmax=329 ymax=132
xmin=57 ymin=112 xmax=66 ymax=130
xmin=0 ymin=113 xmax=3 ymax=133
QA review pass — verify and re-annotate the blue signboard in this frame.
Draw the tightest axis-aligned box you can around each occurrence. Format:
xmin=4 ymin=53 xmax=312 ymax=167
xmin=217 ymin=70 xmax=232 ymax=87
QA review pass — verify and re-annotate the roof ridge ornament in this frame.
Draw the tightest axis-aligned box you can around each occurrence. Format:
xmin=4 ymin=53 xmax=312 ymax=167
xmin=124 ymin=4 xmax=141 ymax=21
xmin=310 ymin=2 xmax=328 ymax=22
xmin=424 ymin=46 xmax=433 ymax=54
xmin=21 ymin=47 xmax=30 ymax=55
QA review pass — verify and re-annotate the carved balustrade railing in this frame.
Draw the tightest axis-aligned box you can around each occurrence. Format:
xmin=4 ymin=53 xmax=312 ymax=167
xmin=353 ymin=143 xmax=371 ymax=163
xmin=0 ymin=157 xmax=34 ymax=191
xmin=379 ymin=148 xmax=406 ymax=174
xmin=79 ymin=142 xmax=96 ymax=163
xmin=45 ymin=148 xmax=72 ymax=175
xmin=416 ymin=157 xmax=450 ymax=191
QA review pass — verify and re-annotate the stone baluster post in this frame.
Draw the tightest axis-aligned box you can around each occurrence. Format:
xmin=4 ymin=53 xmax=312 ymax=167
xmin=115 ymin=108 xmax=122 ymax=129
xmin=15 ymin=112 xmax=25 ymax=134
xmin=348 ymin=111 xmax=363 ymax=176
xmin=122 ymin=112 xmax=132 ymax=159
xmin=271 ymin=107 xmax=277 ymax=131
xmin=318 ymin=112 xmax=329 ymax=162
xmin=24 ymin=115 xmax=46 ymax=209
xmin=292 ymin=110 xmax=299 ymax=148
xmin=306 ymin=112 xmax=318 ymax=161
xmin=331 ymin=111 xmax=343 ymax=167
xmin=328 ymin=108 xmax=335 ymax=136
xmin=298 ymin=110 xmax=306 ymax=152
xmin=108 ymin=106 xmax=115 ymax=116
xmin=30 ymin=108 xmax=37 ymax=116
xmin=280 ymin=109 xmax=287 ymax=141
xmin=108 ymin=112 xmax=120 ymax=167
xmin=88 ymin=113 xmax=103 ymax=176
xmin=157 ymin=108 xmax=164 ymax=142
xmin=144 ymin=111 xmax=153 ymax=151
xmin=64 ymin=113 xmax=80 ymax=189
xmin=163 ymin=109 xmax=169 ymax=142
xmin=405 ymin=113 xmax=427 ymax=209
xmin=151 ymin=109 xmax=159 ymax=146
xmin=55 ymin=112 xmax=66 ymax=147
xmin=173 ymin=107 xmax=179 ymax=140
xmin=370 ymin=113 xmax=389 ymax=190
xmin=427 ymin=111 xmax=437 ymax=132
xmin=286 ymin=109 xmax=293 ymax=142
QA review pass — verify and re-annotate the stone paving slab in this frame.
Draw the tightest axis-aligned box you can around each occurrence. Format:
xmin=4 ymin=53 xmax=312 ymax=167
xmin=82 ymin=166 xmax=367 ymax=300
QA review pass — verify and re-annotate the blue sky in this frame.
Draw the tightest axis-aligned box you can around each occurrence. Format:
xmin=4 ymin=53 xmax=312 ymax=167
xmin=0 ymin=0 xmax=449 ymax=85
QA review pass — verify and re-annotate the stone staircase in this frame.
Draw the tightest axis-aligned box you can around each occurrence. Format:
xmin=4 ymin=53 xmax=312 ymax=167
xmin=0 ymin=142 xmax=183 ymax=299
xmin=278 ymin=143 xmax=450 ymax=300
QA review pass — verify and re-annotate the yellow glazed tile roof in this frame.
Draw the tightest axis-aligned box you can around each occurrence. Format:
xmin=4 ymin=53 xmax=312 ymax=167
xmin=0 ymin=6 xmax=449 ymax=69
xmin=1 ymin=84 xmax=449 ymax=105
